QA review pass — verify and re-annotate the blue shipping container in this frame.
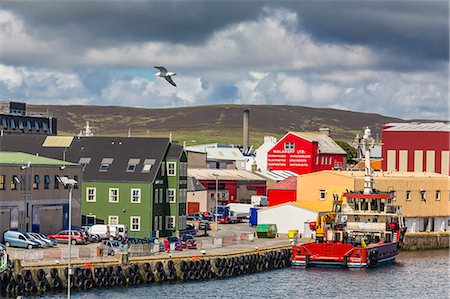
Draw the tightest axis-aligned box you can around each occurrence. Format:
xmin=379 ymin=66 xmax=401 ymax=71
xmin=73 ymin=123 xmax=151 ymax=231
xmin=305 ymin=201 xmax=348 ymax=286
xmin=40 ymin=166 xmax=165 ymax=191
xmin=249 ymin=207 xmax=259 ymax=227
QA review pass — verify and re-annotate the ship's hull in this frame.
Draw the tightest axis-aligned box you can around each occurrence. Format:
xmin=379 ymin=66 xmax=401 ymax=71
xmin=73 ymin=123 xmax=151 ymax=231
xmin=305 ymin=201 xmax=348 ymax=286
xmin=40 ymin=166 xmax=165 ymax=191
xmin=292 ymin=241 xmax=399 ymax=268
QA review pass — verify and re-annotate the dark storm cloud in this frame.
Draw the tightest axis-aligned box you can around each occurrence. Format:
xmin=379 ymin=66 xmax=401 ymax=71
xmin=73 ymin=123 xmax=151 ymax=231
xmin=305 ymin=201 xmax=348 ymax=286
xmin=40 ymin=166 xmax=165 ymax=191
xmin=1 ymin=1 xmax=261 ymax=46
xmin=289 ymin=1 xmax=449 ymax=64
xmin=2 ymin=1 xmax=447 ymax=71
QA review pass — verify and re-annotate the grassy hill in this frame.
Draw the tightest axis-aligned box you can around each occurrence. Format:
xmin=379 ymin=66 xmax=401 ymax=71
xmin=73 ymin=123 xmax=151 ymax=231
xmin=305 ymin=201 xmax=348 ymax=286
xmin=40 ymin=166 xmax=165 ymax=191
xmin=29 ymin=104 xmax=406 ymax=146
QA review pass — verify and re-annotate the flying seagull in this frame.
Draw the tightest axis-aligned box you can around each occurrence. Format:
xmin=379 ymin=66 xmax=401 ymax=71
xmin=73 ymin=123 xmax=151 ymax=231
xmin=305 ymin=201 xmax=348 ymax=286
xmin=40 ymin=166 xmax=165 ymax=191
xmin=154 ymin=66 xmax=177 ymax=87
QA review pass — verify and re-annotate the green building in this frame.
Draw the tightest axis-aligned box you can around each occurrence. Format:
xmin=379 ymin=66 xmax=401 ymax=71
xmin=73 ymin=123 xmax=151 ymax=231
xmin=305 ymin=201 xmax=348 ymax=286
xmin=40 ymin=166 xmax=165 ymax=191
xmin=0 ymin=135 xmax=187 ymax=238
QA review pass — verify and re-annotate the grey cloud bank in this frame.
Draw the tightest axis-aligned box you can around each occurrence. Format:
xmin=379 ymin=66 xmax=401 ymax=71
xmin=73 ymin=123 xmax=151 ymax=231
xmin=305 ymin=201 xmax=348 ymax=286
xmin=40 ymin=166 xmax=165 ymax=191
xmin=0 ymin=1 xmax=448 ymax=120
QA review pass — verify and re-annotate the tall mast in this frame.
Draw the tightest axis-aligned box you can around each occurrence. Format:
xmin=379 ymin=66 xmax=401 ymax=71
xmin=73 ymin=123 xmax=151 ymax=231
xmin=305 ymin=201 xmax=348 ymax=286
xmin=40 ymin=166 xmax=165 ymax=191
xmin=362 ymin=127 xmax=374 ymax=194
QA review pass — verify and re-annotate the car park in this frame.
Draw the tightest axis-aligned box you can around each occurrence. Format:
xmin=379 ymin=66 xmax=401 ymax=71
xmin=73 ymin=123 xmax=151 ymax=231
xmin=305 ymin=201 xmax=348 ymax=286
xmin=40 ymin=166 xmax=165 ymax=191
xmin=3 ymin=231 xmax=40 ymax=249
xmin=47 ymin=230 xmax=86 ymax=245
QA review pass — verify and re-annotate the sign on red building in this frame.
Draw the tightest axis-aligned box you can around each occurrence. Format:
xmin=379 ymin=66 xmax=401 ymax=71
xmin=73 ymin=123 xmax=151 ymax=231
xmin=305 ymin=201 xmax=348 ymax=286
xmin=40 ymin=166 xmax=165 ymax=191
xmin=267 ymin=131 xmax=346 ymax=175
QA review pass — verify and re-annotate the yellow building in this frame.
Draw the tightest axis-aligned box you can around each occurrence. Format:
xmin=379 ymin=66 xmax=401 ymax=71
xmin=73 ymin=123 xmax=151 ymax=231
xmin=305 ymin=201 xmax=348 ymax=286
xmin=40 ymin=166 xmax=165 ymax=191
xmin=296 ymin=170 xmax=450 ymax=232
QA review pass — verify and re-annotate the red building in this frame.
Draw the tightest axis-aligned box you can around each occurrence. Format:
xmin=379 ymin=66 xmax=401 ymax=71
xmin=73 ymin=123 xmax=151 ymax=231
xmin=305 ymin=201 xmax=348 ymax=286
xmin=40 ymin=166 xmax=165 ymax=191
xmin=382 ymin=122 xmax=450 ymax=175
xmin=267 ymin=130 xmax=346 ymax=175
xmin=268 ymin=176 xmax=297 ymax=206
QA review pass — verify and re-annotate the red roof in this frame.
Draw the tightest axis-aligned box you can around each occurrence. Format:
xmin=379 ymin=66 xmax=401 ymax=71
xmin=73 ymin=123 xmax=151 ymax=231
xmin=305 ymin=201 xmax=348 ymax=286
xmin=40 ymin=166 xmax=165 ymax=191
xmin=269 ymin=176 xmax=297 ymax=190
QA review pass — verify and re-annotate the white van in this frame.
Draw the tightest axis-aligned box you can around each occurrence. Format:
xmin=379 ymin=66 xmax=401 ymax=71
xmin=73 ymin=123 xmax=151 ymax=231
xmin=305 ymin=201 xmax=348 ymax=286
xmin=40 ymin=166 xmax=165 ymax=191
xmin=109 ymin=224 xmax=127 ymax=240
xmin=251 ymin=195 xmax=268 ymax=207
xmin=88 ymin=225 xmax=110 ymax=240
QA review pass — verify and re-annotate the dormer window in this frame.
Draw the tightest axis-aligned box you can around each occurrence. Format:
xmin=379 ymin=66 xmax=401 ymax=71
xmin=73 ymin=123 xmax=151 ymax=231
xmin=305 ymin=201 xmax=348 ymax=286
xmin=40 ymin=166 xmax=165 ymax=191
xmin=99 ymin=158 xmax=113 ymax=172
xmin=142 ymin=159 xmax=155 ymax=173
xmin=127 ymin=159 xmax=140 ymax=172
xmin=79 ymin=157 xmax=91 ymax=171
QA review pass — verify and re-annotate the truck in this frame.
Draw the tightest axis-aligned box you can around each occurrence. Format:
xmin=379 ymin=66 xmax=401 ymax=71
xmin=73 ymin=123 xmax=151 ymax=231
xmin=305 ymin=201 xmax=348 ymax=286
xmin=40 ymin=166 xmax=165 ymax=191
xmin=213 ymin=206 xmax=247 ymax=224
xmin=226 ymin=203 xmax=253 ymax=218
xmin=251 ymin=195 xmax=268 ymax=207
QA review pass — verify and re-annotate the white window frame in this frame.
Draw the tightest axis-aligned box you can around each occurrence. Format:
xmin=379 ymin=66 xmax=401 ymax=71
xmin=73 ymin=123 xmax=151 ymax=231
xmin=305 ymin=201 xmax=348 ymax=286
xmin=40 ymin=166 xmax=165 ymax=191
xmin=165 ymin=216 xmax=175 ymax=230
xmin=436 ymin=190 xmax=441 ymax=201
xmin=108 ymin=215 xmax=119 ymax=225
xmin=319 ymin=190 xmax=326 ymax=201
xmin=167 ymin=162 xmax=177 ymax=176
xmin=109 ymin=188 xmax=119 ymax=203
xmin=86 ymin=187 xmax=96 ymax=202
xmin=167 ymin=188 xmax=176 ymax=203
xmin=406 ymin=190 xmax=411 ymax=201
xmin=284 ymin=142 xmax=294 ymax=151
xmin=130 ymin=216 xmax=141 ymax=232
xmin=159 ymin=216 xmax=162 ymax=230
xmin=131 ymin=188 xmax=141 ymax=203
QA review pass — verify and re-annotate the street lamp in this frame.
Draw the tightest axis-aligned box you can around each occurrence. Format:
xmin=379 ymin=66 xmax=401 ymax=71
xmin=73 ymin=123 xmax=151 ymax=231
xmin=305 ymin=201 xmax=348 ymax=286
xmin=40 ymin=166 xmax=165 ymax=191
xmin=59 ymin=176 xmax=77 ymax=299
xmin=212 ymin=173 xmax=219 ymax=230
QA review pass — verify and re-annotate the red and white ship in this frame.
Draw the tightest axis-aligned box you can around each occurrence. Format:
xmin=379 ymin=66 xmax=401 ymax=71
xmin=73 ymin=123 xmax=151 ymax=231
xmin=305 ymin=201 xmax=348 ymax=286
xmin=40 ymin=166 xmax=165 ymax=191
xmin=292 ymin=127 xmax=406 ymax=268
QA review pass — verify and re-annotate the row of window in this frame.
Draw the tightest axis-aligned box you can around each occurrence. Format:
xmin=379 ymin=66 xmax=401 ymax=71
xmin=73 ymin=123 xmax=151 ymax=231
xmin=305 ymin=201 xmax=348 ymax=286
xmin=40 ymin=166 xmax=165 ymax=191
xmin=86 ymin=187 xmax=141 ymax=203
xmin=87 ymin=187 xmax=187 ymax=204
xmin=0 ymin=175 xmax=77 ymax=191
xmin=89 ymin=159 xmax=183 ymax=176
xmin=1 ymin=118 xmax=49 ymax=132
xmin=318 ymin=190 xmax=447 ymax=201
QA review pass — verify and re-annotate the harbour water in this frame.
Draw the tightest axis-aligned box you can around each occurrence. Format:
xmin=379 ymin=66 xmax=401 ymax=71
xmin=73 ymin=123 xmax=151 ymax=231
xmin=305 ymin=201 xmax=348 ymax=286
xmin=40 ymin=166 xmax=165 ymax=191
xmin=48 ymin=250 xmax=448 ymax=299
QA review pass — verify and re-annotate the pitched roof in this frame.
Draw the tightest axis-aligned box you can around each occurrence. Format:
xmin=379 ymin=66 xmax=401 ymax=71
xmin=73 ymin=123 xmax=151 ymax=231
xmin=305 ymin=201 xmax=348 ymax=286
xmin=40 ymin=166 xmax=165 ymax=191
xmin=188 ymin=168 xmax=266 ymax=181
xmin=268 ymin=176 xmax=297 ymax=190
xmin=167 ymin=143 xmax=184 ymax=159
xmin=187 ymin=176 xmax=206 ymax=192
xmin=384 ymin=122 xmax=450 ymax=132
xmin=205 ymin=147 xmax=245 ymax=161
xmin=260 ymin=200 xmax=332 ymax=213
xmin=256 ymin=169 xmax=298 ymax=182
xmin=0 ymin=151 xmax=78 ymax=166
xmin=290 ymin=132 xmax=346 ymax=154
xmin=0 ymin=135 xmax=170 ymax=183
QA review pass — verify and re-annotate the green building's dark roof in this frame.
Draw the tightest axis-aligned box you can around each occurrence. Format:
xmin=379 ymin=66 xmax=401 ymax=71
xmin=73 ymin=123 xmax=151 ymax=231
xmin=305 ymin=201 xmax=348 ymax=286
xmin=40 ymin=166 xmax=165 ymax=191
xmin=0 ymin=135 xmax=170 ymax=183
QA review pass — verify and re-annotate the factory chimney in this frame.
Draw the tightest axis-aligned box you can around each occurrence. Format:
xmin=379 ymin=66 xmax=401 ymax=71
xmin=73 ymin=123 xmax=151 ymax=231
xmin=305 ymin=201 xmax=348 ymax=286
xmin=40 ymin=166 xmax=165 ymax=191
xmin=243 ymin=109 xmax=250 ymax=151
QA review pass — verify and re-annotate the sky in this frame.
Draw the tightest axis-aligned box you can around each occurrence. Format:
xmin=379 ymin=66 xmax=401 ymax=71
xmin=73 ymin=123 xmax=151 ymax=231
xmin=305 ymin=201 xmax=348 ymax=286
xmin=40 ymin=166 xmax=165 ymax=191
xmin=0 ymin=1 xmax=448 ymax=120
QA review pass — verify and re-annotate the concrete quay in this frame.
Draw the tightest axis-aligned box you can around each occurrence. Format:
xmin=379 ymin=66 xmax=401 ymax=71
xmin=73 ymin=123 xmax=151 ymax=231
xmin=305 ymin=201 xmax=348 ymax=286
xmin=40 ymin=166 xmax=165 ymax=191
xmin=0 ymin=238 xmax=293 ymax=298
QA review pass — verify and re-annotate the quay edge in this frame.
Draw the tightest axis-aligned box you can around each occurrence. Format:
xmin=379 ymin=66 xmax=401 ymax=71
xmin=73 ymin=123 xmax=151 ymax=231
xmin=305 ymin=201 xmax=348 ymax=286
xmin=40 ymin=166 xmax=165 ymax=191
xmin=0 ymin=245 xmax=292 ymax=298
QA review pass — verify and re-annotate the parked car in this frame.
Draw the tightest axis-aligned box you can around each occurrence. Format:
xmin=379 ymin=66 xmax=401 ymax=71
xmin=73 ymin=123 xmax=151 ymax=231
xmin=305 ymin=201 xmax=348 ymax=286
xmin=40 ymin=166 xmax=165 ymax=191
xmin=180 ymin=234 xmax=197 ymax=249
xmin=88 ymin=225 xmax=110 ymax=240
xmin=109 ymin=224 xmax=127 ymax=240
xmin=164 ymin=236 xmax=182 ymax=251
xmin=100 ymin=240 xmax=126 ymax=256
xmin=27 ymin=233 xmax=48 ymax=248
xmin=3 ymin=231 xmax=40 ymax=249
xmin=180 ymin=223 xmax=197 ymax=237
xmin=187 ymin=213 xmax=203 ymax=221
xmin=48 ymin=230 xmax=86 ymax=245
xmin=38 ymin=233 xmax=58 ymax=247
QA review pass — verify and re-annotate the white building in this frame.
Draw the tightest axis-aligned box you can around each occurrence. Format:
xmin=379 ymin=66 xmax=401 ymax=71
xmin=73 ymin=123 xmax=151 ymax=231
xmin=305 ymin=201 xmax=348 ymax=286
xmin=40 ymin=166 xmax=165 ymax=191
xmin=254 ymin=136 xmax=277 ymax=172
xmin=258 ymin=201 xmax=331 ymax=236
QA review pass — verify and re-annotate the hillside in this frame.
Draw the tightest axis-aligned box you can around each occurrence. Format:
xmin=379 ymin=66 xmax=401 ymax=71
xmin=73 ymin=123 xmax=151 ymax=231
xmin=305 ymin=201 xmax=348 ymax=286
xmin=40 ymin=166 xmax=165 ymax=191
xmin=29 ymin=104 xmax=405 ymax=146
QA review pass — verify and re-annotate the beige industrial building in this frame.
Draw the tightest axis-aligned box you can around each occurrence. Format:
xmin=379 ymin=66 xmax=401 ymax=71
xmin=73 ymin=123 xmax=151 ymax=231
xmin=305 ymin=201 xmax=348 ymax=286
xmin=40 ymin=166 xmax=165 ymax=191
xmin=296 ymin=170 xmax=450 ymax=232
